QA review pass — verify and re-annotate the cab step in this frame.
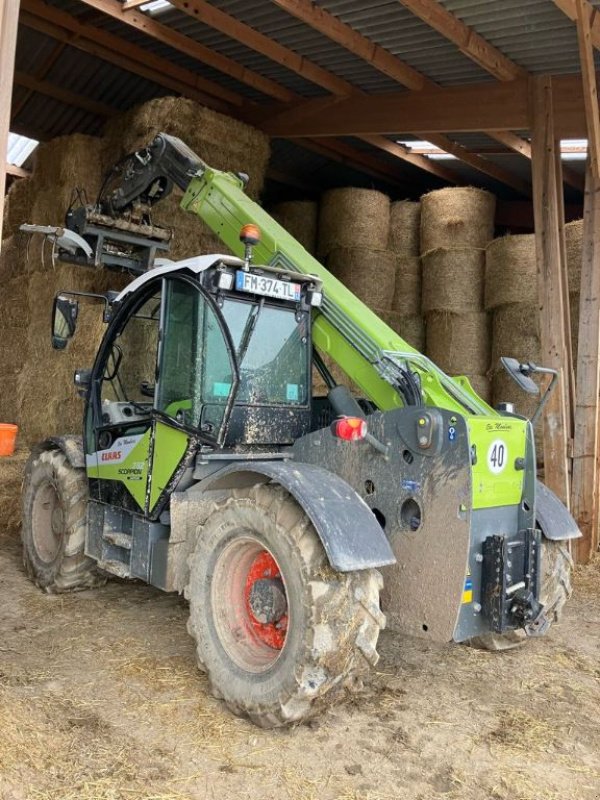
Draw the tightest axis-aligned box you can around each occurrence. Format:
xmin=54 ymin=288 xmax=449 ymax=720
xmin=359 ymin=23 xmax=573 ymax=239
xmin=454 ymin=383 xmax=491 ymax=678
xmin=102 ymin=531 xmax=132 ymax=550
xmin=96 ymin=560 xmax=131 ymax=579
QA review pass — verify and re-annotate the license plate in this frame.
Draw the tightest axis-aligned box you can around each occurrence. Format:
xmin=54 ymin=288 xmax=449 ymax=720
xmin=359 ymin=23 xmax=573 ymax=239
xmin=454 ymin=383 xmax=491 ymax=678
xmin=236 ymin=271 xmax=301 ymax=301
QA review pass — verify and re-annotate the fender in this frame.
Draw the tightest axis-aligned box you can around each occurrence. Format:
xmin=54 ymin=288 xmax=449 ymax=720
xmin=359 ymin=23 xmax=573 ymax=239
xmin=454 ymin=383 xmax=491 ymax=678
xmin=30 ymin=436 xmax=85 ymax=470
xmin=536 ymin=479 xmax=581 ymax=541
xmin=201 ymin=460 xmax=396 ymax=572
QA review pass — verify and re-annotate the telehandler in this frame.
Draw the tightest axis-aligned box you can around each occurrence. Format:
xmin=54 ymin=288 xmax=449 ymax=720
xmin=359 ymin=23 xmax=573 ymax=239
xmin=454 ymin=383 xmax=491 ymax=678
xmin=21 ymin=134 xmax=579 ymax=727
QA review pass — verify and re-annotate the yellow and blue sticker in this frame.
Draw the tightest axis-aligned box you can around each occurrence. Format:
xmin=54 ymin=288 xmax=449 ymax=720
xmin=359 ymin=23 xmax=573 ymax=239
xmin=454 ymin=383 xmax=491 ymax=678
xmin=462 ymin=568 xmax=473 ymax=604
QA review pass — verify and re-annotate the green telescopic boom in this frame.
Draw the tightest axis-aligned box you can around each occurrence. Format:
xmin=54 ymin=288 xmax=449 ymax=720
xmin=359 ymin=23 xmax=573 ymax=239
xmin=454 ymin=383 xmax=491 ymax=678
xmin=180 ymin=165 xmax=495 ymax=419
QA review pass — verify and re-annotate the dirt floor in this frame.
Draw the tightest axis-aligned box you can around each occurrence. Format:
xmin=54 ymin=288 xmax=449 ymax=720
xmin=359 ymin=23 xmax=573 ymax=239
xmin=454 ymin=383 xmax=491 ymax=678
xmin=0 ymin=528 xmax=598 ymax=800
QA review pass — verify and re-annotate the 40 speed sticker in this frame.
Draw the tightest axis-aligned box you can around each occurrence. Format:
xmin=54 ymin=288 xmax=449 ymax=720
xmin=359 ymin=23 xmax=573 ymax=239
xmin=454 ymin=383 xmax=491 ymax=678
xmin=487 ymin=439 xmax=508 ymax=474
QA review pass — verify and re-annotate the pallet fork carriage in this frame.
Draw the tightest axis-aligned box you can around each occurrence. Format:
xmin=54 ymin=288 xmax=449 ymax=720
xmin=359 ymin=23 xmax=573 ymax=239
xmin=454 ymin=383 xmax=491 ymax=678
xmin=21 ymin=133 xmax=579 ymax=727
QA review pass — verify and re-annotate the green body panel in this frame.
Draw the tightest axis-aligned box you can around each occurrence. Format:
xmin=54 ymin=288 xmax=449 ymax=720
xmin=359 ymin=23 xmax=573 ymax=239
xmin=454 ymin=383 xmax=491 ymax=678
xmin=148 ymin=422 xmax=189 ymax=511
xmin=95 ymin=430 xmax=151 ymax=508
xmin=181 ymin=169 xmax=528 ymax=510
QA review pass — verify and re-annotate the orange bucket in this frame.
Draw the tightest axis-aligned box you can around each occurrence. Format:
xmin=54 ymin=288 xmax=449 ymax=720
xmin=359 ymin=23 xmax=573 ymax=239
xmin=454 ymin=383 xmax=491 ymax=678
xmin=0 ymin=424 xmax=18 ymax=456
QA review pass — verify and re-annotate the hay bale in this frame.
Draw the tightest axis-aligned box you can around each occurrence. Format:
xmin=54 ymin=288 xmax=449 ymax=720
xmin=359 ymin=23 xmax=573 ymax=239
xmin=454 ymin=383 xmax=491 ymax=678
xmin=565 ymin=219 xmax=582 ymax=295
xmin=397 ymin=314 xmax=425 ymax=351
xmin=272 ymin=201 xmax=318 ymax=254
xmin=491 ymin=303 xmax=540 ymax=371
xmin=32 ymin=134 xmax=104 ymax=198
xmin=102 ymin=97 xmax=270 ymax=199
xmin=3 ymin=177 xmax=33 ymax=238
xmin=389 ymin=200 xmax=420 ymax=257
xmin=150 ymin=191 xmax=225 ymax=260
xmin=392 ymin=256 xmax=421 ymax=315
xmin=422 ymin=248 xmax=485 ymax=313
xmin=425 ymin=311 xmax=490 ymax=374
xmin=0 ymin=449 xmax=29 ymax=534
xmin=420 ymin=187 xmax=495 ymax=252
xmin=318 ymin=188 xmax=390 ymax=258
xmin=485 ymin=234 xmax=537 ymax=310
xmin=327 ymin=247 xmax=395 ymax=310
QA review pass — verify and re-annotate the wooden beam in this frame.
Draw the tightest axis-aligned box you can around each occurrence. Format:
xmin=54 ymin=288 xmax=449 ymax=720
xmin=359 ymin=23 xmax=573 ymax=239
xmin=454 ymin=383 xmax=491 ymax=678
xmin=264 ymin=75 xmax=589 ymax=139
xmin=14 ymin=70 xmax=117 ymax=118
xmin=299 ymin=138 xmax=410 ymax=189
xmin=574 ymin=0 xmax=600 ymax=180
xmin=6 ymin=163 xmax=30 ymax=178
xmin=20 ymin=0 xmax=241 ymax=112
xmin=75 ymin=0 xmax=293 ymax=103
xmin=397 ymin=0 xmax=527 ymax=81
xmin=168 ymin=0 xmax=529 ymax=192
xmin=0 ymin=0 xmax=20 ymax=244
xmin=531 ymin=76 xmax=572 ymax=507
xmin=270 ymin=0 xmax=427 ymax=91
xmin=122 ymin=0 xmax=150 ymax=9
xmin=11 ymin=40 xmax=67 ymax=121
xmin=571 ymin=160 xmax=600 ymax=561
xmin=20 ymin=4 xmax=411 ymax=195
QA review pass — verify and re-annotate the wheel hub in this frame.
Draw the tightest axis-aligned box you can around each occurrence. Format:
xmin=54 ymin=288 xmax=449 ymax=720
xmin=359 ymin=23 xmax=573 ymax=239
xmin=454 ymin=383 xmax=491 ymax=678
xmin=244 ymin=551 xmax=288 ymax=650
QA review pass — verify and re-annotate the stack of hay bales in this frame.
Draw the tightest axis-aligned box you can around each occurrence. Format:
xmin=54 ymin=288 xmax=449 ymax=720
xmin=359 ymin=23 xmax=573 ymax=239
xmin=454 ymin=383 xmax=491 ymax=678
xmin=565 ymin=219 xmax=583 ymax=360
xmin=0 ymin=97 xmax=270 ymax=531
xmin=271 ymin=200 xmax=318 ymax=255
xmin=314 ymin=188 xmax=394 ymax=394
xmin=421 ymin=187 xmax=495 ymax=401
xmin=485 ymin=234 xmax=540 ymax=426
xmin=388 ymin=200 xmax=424 ymax=350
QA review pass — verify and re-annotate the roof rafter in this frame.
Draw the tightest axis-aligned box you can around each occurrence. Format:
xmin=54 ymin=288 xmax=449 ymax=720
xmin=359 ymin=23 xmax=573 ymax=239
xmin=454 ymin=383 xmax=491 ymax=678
xmin=166 ymin=0 xmax=530 ymax=193
xmin=77 ymin=0 xmax=458 ymax=184
xmin=573 ymin=0 xmax=600 ymax=179
xmin=396 ymin=0 xmax=527 ymax=81
xmin=14 ymin=70 xmax=117 ymax=118
xmin=270 ymin=0 xmax=534 ymax=194
xmin=19 ymin=1 xmax=407 ymax=190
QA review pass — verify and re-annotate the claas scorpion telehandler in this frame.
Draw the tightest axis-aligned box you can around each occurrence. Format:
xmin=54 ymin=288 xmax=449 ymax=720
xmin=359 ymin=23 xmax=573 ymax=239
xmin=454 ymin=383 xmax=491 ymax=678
xmin=20 ymin=134 xmax=579 ymax=727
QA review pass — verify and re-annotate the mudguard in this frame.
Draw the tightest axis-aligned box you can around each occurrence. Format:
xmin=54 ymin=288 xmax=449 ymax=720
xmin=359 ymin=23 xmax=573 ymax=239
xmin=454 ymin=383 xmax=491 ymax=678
xmin=30 ymin=436 xmax=85 ymax=470
xmin=536 ymin=479 xmax=581 ymax=541
xmin=201 ymin=460 xmax=396 ymax=572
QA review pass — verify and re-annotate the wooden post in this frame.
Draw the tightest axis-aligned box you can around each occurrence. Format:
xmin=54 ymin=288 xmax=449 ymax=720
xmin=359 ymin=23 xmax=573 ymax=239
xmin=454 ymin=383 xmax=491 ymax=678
xmin=530 ymin=75 xmax=572 ymax=507
xmin=571 ymin=162 xmax=600 ymax=562
xmin=0 ymin=0 xmax=20 ymax=247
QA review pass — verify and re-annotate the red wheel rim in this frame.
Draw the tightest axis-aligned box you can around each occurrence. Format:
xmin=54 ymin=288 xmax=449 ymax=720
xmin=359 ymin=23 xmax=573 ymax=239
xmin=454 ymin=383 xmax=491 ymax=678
xmin=211 ymin=537 xmax=290 ymax=673
xmin=244 ymin=551 xmax=288 ymax=650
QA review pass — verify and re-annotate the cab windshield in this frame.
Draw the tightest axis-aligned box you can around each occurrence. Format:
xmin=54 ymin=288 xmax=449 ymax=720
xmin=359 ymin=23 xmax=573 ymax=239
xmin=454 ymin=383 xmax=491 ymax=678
xmin=221 ymin=298 xmax=309 ymax=406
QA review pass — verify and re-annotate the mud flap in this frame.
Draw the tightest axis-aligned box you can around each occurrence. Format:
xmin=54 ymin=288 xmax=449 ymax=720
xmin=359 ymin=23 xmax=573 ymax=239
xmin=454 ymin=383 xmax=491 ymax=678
xmin=536 ymin=480 xmax=581 ymax=541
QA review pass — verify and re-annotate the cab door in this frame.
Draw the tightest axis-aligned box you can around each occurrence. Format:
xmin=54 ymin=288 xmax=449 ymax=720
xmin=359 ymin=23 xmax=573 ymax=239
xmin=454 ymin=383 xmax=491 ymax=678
xmin=86 ymin=275 xmax=238 ymax=516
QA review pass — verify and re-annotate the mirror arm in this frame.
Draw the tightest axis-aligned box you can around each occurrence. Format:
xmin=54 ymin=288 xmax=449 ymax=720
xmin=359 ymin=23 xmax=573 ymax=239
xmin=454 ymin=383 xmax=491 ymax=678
xmin=530 ymin=365 xmax=559 ymax=428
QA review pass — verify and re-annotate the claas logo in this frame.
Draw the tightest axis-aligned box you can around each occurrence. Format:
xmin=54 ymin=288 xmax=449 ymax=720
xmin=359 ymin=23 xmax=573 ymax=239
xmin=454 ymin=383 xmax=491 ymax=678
xmin=101 ymin=451 xmax=122 ymax=461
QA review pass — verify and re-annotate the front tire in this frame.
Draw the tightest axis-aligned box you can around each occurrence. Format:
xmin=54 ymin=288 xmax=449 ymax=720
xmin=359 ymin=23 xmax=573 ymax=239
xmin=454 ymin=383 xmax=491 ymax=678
xmin=186 ymin=484 xmax=385 ymax=728
xmin=469 ymin=538 xmax=573 ymax=651
xmin=22 ymin=448 xmax=103 ymax=593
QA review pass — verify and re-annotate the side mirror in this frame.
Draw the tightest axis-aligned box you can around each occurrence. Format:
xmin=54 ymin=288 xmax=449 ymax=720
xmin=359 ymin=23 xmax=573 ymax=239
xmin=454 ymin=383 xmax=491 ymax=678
xmin=501 ymin=357 xmax=540 ymax=396
xmin=52 ymin=295 xmax=79 ymax=350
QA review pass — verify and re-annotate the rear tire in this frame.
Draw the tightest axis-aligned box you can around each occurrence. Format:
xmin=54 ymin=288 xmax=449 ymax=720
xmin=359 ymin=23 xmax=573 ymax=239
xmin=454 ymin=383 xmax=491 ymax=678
xmin=469 ymin=538 xmax=573 ymax=651
xmin=22 ymin=448 xmax=103 ymax=593
xmin=185 ymin=484 xmax=385 ymax=728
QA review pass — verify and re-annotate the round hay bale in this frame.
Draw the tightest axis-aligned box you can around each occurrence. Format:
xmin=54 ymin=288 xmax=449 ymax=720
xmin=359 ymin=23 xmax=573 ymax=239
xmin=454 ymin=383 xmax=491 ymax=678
xmin=421 ymin=248 xmax=485 ymax=313
xmin=565 ymin=219 xmax=582 ymax=295
xmin=0 ymin=235 xmax=29 ymax=281
xmin=425 ymin=311 xmax=490 ymax=375
xmin=3 ymin=177 xmax=33 ymax=238
xmin=389 ymin=200 xmax=420 ymax=257
xmin=485 ymin=234 xmax=537 ymax=310
xmin=318 ymin=188 xmax=390 ymax=258
xmin=397 ymin=314 xmax=425 ymax=351
xmin=420 ymin=186 xmax=495 ymax=252
xmin=392 ymin=256 xmax=421 ymax=315
xmin=491 ymin=303 xmax=540 ymax=371
xmin=327 ymin=247 xmax=395 ymax=310
xmin=272 ymin=201 xmax=318 ymax=254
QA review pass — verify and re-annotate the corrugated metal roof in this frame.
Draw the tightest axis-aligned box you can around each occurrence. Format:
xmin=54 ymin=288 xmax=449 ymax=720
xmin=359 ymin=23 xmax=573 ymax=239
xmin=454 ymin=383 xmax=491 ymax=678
xmin=10 ymin=0 xmax=592 ymax=202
